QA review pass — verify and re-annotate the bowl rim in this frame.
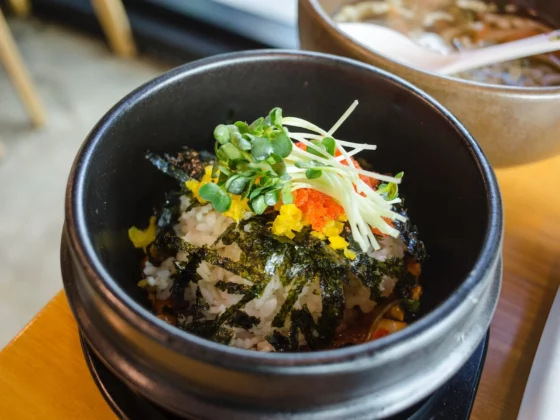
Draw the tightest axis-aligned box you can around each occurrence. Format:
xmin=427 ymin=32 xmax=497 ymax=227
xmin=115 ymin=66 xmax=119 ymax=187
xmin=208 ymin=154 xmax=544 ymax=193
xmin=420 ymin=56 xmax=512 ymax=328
xmin=305 ymin=0 xmax=560 ymax=95
xmin=65 ymin=49 xmax=503 ymax=367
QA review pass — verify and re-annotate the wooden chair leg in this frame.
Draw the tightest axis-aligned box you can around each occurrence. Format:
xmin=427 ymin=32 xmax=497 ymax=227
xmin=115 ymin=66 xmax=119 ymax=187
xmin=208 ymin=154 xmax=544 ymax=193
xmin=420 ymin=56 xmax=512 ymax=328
xmin=6 ymin=0 xmax=31 ymax=18
xmin=91 ymin=0 xmax=137 ymax=58
xmin=0 ymin=10 xmax=46 ymax=127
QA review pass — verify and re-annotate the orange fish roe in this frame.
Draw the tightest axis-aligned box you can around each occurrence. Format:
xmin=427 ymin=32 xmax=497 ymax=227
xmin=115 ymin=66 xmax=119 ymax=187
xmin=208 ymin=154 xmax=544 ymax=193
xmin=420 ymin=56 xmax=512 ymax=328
xmin=293 ymin=141 xmax=384 ymax=231
xmin=293 ymin=189 xmax=344 ymax=232
xmin=293 ymin=141 xmax=385 ymax=232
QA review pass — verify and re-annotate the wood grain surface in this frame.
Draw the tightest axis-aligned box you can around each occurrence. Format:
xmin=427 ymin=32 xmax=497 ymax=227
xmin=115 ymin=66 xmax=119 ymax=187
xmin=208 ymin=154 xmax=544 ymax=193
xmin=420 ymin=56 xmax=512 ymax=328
xmin=1 ymin=154 xmax=559 ymax=420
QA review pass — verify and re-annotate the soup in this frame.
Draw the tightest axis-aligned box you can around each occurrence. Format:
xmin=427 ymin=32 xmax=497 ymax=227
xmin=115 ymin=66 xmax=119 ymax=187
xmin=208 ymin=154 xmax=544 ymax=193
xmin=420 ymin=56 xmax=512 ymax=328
xmin=335 ymin=0 xmax=560 ymax=87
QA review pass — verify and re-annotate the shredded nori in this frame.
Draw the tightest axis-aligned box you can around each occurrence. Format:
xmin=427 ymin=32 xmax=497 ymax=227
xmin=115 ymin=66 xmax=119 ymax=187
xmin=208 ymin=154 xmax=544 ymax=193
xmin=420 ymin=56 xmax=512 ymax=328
xmin=215 ymin=281 xmax=250 ymax=295
xmin=271 ymin=274 xmax=311 ymax=328
xmin=393 ymin=203 xmax=428 ymax=263
xmin=214 ymin=281 xmax=268 ymax=326
xmin=153 ymin=235 xmax=265 ymax=284
xmin=183 ymin=319 xmax=233 ymax=345
xmin=169 ymin=254 xmax=202 ymax=309
xmin=213 ymin=222 xmax=239 ymax=247
xmin=146 ymin=148 xmax=214 ymax=183
xmin=316 ymin=265 xmax=346 ymax=345
xmin=228 ymin=310 xmax=260 ymax=329
xmin=349 ymin=255 xmax=404 ymax=301
xmin=146 ymin=151 xmax=190 ymax=183
xmin=144 ymin=149 xmax=427 ymax=351
xmin=266 ymin=330 xmax=293 ymax=352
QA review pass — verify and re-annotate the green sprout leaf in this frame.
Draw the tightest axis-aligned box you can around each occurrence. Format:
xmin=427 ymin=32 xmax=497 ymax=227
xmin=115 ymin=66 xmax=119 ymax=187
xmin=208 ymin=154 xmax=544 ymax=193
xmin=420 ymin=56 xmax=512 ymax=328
xmin=236 ymin=136 xmax=252 ymax=151
xmin=218 ymin=165 xmax=232 ymax=177
xmin=215 ymin=147 xmax=228 ymax=162
xmin=266 ymin=154 xmax=281 ymax=165
xmin=225 ymin=175 xmax=250 ymax=195
xmin=295 ymin=160 xmax=314 ymax=169
xmin=264 ymin=189 xmax=280 ymax=206
xmin=230 ymin=159 xmax=250 ymax=171
xmin=251 ymin=137 xmax=273 ymax=161
xmin=217 ymin=171 xmax=228 ymax=185
xmin=199 ymin=183 xmax=232 ymax=212
xmin=271 ymin=131 xmax=293 ymax=158
xmin=269 ymin=107 xmax=283 ymax=127
xmin=377 ymin=172 xmax=404 ymax=201
xmin=249 ymin=185 xmax=267 ymax=200
xmin=214 ymin=124 xmax=230 ymax=145
xmin=242 ymin=175 xmax=259 ymax=199
xmin=307 ymin=140 xmax=327 ymax=158
xmin=227 ymin=124 xmax=240 ymax=136
xmin=281 ymin=182 xmax=293 ymax=204
xmin=221 ymin=143 xmax=243 ymax=161
xmin=211 ymin=161 xmax=220 ymax=178
xmin=249 ymin=117 xmax=267 ymax=134
xmin=259 ymin=175 xmax=273 ymax=188
xmin=235 ymin=121 xmax=249 ymax=134
xmin=271 ymin=160 xmax=287 ymax=176
xmin=321 ymin=137 xmax=336 ymax=156
xmin=251 ymin=195 xmax=267 ymax=215
xmin=306 ymin=168 xmax=322 ymax=179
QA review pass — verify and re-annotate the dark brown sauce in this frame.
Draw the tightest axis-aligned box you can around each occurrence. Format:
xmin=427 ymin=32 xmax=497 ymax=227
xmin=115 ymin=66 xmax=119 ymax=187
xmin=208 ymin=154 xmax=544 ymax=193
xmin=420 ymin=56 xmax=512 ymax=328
xmin=331 ymin=309 xmax=376 ymax=348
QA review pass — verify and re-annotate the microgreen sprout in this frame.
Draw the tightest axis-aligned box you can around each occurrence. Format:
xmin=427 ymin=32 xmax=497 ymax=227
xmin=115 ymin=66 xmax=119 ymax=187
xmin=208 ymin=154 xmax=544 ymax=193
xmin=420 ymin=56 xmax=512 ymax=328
xmin=206 ymin=100 xmax=406 ymax=251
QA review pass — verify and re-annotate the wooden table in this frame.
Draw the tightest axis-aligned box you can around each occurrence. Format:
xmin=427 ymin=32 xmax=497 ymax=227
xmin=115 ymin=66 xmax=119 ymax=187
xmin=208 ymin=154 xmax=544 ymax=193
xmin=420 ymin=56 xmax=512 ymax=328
xmin=1 ymin=155 xmax=559 ymax=420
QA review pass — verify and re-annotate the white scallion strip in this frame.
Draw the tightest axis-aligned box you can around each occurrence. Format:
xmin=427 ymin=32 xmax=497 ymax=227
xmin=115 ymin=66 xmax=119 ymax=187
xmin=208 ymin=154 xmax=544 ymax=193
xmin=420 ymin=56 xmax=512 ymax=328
xmin=289 ymin=132 xmax=377 ymax=151
xmin=288 ymin=146 xmax=400 ymax=184
xmin=328 ymin=100 xmax=359 ymax=136
xmin=281 ymin=117 xmax=329 ymax=136
xmin=335 ymin=147 xmax=362 ymax=160
xmin=281 ymin=101 xmax=407 ymax=252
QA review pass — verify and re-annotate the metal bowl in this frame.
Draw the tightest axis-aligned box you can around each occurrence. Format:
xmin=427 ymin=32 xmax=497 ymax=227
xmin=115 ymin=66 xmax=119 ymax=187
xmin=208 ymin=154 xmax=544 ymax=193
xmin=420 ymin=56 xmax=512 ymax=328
xmin=62 ymin=50 xmax=503 ymax=419
xmin=298 ymin=0 xmax=560 ymax=167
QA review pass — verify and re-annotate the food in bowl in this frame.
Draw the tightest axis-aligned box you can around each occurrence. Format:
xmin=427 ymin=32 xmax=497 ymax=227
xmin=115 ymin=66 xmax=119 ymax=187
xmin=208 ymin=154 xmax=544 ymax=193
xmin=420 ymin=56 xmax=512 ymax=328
xmin=129 ymin=101 xmax=427 ymax=352
xmin=334 ymin=0 xmax=560 ymax=87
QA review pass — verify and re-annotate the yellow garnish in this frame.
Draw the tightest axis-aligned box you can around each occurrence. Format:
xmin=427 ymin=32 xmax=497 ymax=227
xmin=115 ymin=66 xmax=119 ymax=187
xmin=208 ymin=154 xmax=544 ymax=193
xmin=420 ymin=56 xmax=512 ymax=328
xmin=322 ymin=220 xmax=344 ymax=237
xmin=223 ymin=195 xmax=250 ymax=222
xmin=185 ymin=166 xmax=215 ymax=203
xmin=328 ymin=235 xmax=349 ymax=250
xmin=280 ymin=203 xmax=301 ymax=217
xmin=137 ymin=279 xmax=149 ymax=288
xmin=338 ymin=213 xmax=348 ymax=222
xmin=128 ymin=216 xmax=157 ymax=252
xmin=310 ymin=231 xmax=326 ymax=240
xmin=309 ymin=220 xmax=356 ymax=259
xmin=344 ymin=248 xmax=357 ymax=260
xmin=271 ymin=204 xmax=304 ymax=239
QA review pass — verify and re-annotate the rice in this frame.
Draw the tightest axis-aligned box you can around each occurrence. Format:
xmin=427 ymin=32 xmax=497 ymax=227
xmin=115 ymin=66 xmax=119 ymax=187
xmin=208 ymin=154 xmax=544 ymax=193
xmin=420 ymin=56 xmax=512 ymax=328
xmin=144 ymin=197 xmax=405 ymax=352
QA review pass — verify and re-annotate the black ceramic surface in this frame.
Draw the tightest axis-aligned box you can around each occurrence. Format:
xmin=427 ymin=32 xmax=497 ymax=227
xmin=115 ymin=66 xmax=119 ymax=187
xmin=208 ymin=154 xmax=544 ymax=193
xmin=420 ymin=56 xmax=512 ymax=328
xmin=80 ymin=331 xmax=489 ymax=420
xmin=63 ymin=50 xmax=502 ymax=419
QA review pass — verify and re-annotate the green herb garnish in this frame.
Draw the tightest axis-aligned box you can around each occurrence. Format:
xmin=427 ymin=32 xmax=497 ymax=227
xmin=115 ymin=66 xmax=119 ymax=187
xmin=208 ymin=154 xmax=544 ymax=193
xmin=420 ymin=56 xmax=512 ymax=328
xmin=377 ymin=172 xmax=404 ymax=201
xmin=208 ymin=108 xmax=293 ymax=215
xmin=189 ymin=101 xmax=408 ymax=251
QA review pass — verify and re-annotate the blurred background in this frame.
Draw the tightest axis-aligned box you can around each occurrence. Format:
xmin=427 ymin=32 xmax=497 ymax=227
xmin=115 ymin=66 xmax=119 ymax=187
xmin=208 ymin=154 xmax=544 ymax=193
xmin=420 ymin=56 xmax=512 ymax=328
xmin=0 ymin=0 xmax=297 ymax=348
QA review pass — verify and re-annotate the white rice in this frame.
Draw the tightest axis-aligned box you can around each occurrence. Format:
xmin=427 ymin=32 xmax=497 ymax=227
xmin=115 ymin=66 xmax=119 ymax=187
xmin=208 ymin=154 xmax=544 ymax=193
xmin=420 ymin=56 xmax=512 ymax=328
xmin=144 ymin=197 xmax=405 ymax=351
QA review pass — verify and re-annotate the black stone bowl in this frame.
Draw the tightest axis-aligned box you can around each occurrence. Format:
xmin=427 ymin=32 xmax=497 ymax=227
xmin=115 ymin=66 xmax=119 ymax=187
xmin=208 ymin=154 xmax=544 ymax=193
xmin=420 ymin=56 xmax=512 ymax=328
xmin=62 ymin=50 xmax=503 ymax=419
